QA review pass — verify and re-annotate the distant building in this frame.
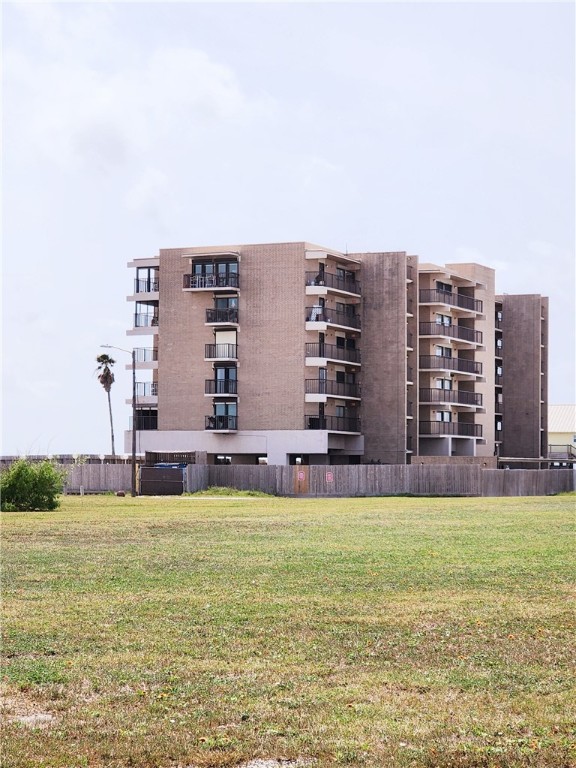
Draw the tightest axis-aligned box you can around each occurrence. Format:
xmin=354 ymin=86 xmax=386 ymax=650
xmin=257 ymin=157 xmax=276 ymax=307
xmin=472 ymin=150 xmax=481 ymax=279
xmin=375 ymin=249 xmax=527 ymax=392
xmin=126 ymin=242 xmax=548 ymax=465
xmin=548 ymin=405 xmax=576 ymax=461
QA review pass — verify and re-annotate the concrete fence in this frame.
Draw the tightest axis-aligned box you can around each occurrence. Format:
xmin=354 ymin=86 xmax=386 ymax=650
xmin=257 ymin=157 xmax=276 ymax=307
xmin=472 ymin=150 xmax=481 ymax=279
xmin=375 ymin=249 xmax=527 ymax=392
xmin=61 ymin=463 xmax=574 ymax=498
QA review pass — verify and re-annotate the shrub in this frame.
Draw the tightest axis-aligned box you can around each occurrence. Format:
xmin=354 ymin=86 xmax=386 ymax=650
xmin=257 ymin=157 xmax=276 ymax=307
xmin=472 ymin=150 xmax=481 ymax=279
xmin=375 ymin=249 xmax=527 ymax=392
xmin=1 ymin=459 xmax=65 ymax=511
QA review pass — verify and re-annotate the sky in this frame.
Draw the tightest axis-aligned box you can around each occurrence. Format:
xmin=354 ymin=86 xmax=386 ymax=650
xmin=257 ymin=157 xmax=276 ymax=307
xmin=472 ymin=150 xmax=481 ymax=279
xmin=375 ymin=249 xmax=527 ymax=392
xmin=2 ymin=0 xmax=575 ymax=457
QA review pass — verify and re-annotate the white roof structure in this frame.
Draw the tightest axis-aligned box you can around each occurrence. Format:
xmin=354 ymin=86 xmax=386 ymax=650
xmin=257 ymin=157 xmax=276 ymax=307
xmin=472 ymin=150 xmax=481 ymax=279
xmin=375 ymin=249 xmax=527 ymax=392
xmin=549 ymin=405 xmax=576 ymax=433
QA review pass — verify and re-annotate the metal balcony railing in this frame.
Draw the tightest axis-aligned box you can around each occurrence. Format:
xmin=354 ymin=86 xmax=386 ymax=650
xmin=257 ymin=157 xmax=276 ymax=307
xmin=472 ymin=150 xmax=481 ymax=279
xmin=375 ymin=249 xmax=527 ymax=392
xmin=134 ymin=278 xmax=159 ymax=293
xmin=305 ymin=342 xmax=361 ymax=364
xmin=134 ymin=313 xmax=158 ymax=327
xmin=306 ymin=307 xmax=361 ymax=329
xmin=419 ymin=355 xmax=483 ymax=375
xmin=184 ymin=273 xmax=240 ymax=290
xmin=205 ymin=380 xmax=238 ymax=395
xmin=419 ymin=421 xmax=482 ymax=437
xmin=419 ymin=388 xmax=483 ymax=407
xmin=134 ymin=347 xmax=158 ymax=363
xmin=136 ymin=382 xmax=158 ymax=397
xmin=305 ymin=271 xmax=361 ymax=295
xmin=305 ymin=379 xmax=361 ymax=398
xmin=419 ymin=322 xmax=483 ymax=344
xmin=205 ymin=344 xmax=238 ymax=359
xmin=205 ymin=415 xmax=238 ymax=431
xmin=419 ymin=289 xmax=483 ymax=313
xmin=305 ymin=415 xmax=361 ymax=432
xmin=205 ymin=307 xmax=238 ymax=324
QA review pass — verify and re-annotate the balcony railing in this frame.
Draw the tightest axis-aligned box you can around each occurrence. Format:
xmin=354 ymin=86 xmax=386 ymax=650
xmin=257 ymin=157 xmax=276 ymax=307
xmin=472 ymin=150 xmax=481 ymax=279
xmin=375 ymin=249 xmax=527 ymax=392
xmin=205 ymin=380 xmax=238 ymax=395
xmin=420 ymin=289 xmax=483 ymax=314
xmin=134 ymin=278 xmax=159 ymax=293
xmin=205 ymin=307 xmax=238 ymax=324
xmin=306 ymin=307 xmax=361 ymax=329
xmin=419 ymin=322 xmax=482 ymax=344
xmin=184 ymin=273 xmax=239 ymax=290
xmin=419 ymin=388 xmax=483 ymax=407
xmin=205 ymin=415 xmax=238 ymax=431
xmin=420 ymin=421 xmax=482 ymax=437
xmin=136 ymin=382 xmax=158 ymax=397
xmin=305 ymin=415 xmax=361 ymax=432
xmin=305 ymin=271 xmax=361 ymax=295
xmin=134 ymin=409 xmax=158 ymax=431
xmin=495 ymin=374 xmax=503 ymax=385
xmin=305 ymin=379 xmax=361 ymax=398
xmin=305 ymin=342 xmax=361 ymax=364
xmin=419 ymin=355 xmax=483 ymax=375
xmin=205 ymin=344 xmax=238 ymax=359
xmin=134 ymin=347 xmax=158 ymax=362
xmin=134 ymin=313 xmax=158 ymax=327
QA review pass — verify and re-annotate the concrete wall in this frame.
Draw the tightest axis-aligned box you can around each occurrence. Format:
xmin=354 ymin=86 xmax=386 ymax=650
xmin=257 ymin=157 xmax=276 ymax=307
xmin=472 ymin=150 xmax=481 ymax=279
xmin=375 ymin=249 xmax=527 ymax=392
xmin=498 ymin=294 xmax=548 ymax=458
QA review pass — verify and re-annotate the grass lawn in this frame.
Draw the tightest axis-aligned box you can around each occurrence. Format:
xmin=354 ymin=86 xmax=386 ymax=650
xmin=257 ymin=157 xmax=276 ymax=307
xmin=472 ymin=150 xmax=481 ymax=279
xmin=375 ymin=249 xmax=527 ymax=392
xmin=1 ymin=493 xmax=574 ymax=767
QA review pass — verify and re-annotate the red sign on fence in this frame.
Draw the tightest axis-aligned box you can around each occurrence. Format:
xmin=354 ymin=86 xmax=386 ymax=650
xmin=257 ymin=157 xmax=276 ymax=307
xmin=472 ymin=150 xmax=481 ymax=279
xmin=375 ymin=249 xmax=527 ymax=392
xmin=326 ymin=471 xmax=334 ymax=483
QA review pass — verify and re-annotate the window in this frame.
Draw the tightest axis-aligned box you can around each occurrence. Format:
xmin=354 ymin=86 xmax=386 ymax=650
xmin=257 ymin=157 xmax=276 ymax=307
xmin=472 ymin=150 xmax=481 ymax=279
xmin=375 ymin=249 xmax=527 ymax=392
xmin=437 ymin=281 xmax=452 ymax=293
xmin=436 ymin=411 xmax=452 ymax=422
xmin=436 ymin=313 xmax=452 ymax=326
xmin=435 ymin=345 xmax=452 ymax=358
xmin=215 ymin=296 xmax=238 ymax=309
xmin=436 ymin=378 xmax=452 ymax=390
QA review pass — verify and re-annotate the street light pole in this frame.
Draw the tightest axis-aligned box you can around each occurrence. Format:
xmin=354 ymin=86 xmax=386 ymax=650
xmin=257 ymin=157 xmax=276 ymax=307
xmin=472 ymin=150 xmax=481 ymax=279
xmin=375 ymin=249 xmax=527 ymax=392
xmin=101 ymin=344 xmax=137 ymax=497
xmin=131 ymin=348 xmax=137 ymax=497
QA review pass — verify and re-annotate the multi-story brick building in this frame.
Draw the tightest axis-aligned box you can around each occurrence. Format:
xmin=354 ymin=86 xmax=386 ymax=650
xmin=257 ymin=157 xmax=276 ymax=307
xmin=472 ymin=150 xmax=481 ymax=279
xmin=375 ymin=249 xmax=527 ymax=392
xmin=126 ymin=242 xmax=548 ymax=465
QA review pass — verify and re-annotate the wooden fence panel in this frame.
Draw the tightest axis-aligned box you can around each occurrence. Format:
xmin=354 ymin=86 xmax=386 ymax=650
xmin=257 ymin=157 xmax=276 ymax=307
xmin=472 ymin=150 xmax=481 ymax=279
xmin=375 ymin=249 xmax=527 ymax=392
xmin=64 ymin=464 xmax=131 ymax=493
xmin=59 ymin=462 xmax=574 ymax=497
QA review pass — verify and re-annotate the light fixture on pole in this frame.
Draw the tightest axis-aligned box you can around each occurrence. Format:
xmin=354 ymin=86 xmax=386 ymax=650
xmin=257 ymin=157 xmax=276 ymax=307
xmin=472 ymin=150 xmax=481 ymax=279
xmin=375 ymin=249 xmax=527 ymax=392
xmin=101 ymin=344 xmax=137 ymax=497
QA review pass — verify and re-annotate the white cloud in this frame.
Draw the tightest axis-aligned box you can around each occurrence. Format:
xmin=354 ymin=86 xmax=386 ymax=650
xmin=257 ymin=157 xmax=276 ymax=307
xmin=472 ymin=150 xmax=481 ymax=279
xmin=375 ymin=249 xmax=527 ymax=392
xmin=4 ymin=5 xmax=270 ymax=172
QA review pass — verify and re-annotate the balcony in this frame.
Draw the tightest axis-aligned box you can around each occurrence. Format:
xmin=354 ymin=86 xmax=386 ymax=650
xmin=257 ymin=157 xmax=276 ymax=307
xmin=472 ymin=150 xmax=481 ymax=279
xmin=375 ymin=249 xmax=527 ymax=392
xmin=134 ymin=408 xmax=158 ymax=431
xmin=134 ymin=347 xmax=158 ymax=363
xmin=419 ymin=322 xmax=482 ymax=345
xmin=134 ymin=278 xmax=159 ymax=294
xmin=205 ymin=307 xmax=238 ymax=325
xmin=205 ymin=380 xmax=238 ymax=396
xmin=419 ymin=355 xmax=483 ymax=376
xmin=305 ymin=271 xmax=361 ymax=295
xmin=305 ymin=342 xmax=361 ymax=365
xmin=419 ymin=388 xmax=483 ymax=407
xmin=205 ymin=344 xmax=238 ymax=361
xmin=305 ymin=379 xmax=361 ymax=399
xmin=130 ymin=347 xmax=158 ymax=370
xmin=305 ymin=415 xmax=361 ymax=433
xmin=136 ymin=382 xmax=158 ymax=397
xmin=420 ymin=289 xmax=483 ymax=314
xmin=305 ymin=307 xmax=361 ymax=330
xmin=183 ymin=273 xmax=239 ymax=291
xmin=134 ymin=313 xmax=158 ymax=327
xmin=420 ymin=421 xmax=483 ymax=437
xmin=205 ymin=415 xmax=238 ymax=431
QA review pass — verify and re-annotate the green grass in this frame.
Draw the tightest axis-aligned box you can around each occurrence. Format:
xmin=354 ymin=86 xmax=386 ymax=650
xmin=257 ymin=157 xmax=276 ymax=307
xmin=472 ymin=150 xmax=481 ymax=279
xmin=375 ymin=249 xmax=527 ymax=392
xmin=2 ymin=495 xmax=574 ymax=767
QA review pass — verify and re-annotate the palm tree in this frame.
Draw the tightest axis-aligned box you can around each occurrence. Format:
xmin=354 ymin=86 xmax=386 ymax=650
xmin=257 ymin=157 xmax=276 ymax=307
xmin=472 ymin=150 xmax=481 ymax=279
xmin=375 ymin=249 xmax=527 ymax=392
xmin=96 ymin=354 xmax=116 ymax=457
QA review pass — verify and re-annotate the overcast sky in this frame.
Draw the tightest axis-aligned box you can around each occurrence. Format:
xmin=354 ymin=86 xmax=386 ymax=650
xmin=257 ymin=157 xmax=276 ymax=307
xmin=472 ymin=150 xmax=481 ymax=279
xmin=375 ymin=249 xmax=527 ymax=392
xmin=2 ymin=0 xmax=574 ymax=457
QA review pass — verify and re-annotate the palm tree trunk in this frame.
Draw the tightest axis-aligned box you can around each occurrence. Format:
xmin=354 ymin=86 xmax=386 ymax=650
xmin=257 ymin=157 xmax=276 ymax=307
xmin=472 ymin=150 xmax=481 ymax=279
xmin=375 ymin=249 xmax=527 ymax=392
xmin=107 ymin=390 xmax=116 ymax=457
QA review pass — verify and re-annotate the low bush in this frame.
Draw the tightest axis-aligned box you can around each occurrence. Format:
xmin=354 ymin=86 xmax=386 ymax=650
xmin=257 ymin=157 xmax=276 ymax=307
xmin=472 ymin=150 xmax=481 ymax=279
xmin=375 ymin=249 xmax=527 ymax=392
xmin=0 ymin=459 xmax=65 ymax=511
